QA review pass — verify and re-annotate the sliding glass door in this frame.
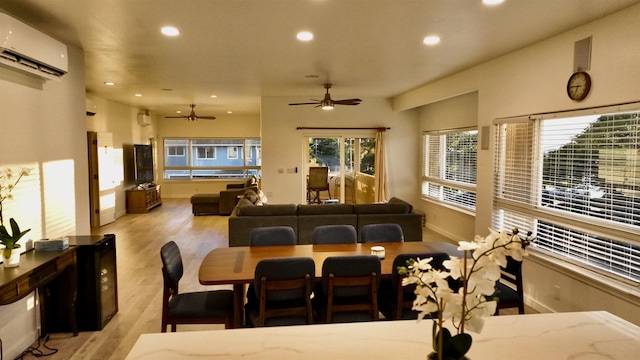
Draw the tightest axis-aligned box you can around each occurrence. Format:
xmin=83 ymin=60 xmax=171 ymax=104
xmin=306 ymin=135 xmax=376 ymax=204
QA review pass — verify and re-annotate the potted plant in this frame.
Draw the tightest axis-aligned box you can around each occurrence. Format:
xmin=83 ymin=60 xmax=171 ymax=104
xmin=0 ymin=218 xmax=31 ymax=267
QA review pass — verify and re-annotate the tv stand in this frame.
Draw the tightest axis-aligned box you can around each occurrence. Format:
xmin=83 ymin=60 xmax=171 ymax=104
xmin=126 ymin=185 xmax=161 ymax=213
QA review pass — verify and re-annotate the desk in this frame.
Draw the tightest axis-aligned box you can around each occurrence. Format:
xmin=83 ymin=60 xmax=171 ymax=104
xmin=125 ymin=311 xmax=640 ymax=360
xmin=0 ymin=248 xmax=78 ymax=336
xmin=199 ymin=241 xmax=461 ymax=327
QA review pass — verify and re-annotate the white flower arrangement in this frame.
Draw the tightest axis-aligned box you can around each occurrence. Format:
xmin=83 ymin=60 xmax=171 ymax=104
xmin=399 ymin=228 xmax=533 ymax=360
xmin=0 ymin=168 xmax=30 ymax=225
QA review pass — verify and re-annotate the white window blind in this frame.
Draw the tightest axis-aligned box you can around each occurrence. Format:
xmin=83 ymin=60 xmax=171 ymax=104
xmin=422 ymin=129 xmax=477 ymax=210
xmin=493 ymin=110 xmax=640 ymax=282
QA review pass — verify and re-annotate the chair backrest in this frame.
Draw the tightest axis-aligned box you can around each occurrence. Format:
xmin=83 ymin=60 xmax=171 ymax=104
xmin=308 ymin=167 xmax=329 ymax=190
xmin=361 ymin=223 xmax=404 ymax=243
xmin=160 ymin=241 xmax=184 ymax=294
xmin=322 ymin=255 xmax=381 ymax=322
xmin=254 ymin=257 xmax=315 ymax=302
xmin=495 ymin=256 xmax=524 ymax=314
xmin=322 ymin=255 xmax=381 ymax=298
xmin=250 ymin=226 xmax=296 ymax=246
xmin=312 ymin=225 xmax=357 ymax=244
xmin=499 ymin=256 xmax=523 ymax=294
xmin=253 ymin=257 xmax=315 ymax=326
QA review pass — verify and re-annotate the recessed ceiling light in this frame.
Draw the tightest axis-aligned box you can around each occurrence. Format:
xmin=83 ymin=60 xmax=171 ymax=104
xmin=297 ymin=31 xmax=313 ymax=41
xmin=161 ymin=26 xmax=180 ymax=37
xmin=483 ymin=0 xmax=505 ymax=5
xmin=423 ymin=35 xmax=441 ymax=46
xmin=210 ymin=95 xmax=218 ymax=98
xmin=227 ymin=111 xmax=233 ymax=114
xmin=135 ymin=93 xmax=143 ymax=97
xmin=104 ymin=81 xmax=115 ymax=86
xmin=176 ymin=110 xmax=182 ymax=114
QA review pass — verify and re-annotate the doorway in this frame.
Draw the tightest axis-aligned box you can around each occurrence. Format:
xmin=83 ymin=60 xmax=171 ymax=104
xmin=305 ymin=135 xmax=376 ymax=204
xmin=87 ymin=131 xmax=116 ymax=227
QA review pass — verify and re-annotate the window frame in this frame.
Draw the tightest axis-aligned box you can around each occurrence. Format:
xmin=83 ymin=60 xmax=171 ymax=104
xmin=421 ymin=128 xmax=478 ymax=212
xmin=163 ymin=137 xmax=261 ymax=180
xmin=492 ymin=109 xmax=640 ymax=283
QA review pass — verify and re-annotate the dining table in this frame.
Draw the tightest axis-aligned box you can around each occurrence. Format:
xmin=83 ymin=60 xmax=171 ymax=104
xmin=198 ymin=241 xmax=463 ymax=327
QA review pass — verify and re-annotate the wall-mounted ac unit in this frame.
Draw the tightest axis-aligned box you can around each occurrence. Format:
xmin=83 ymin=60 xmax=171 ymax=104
xmin=137 ymin=113 xmax=151 ymax=126
xmin=0 ymin=12 xmax=68 ymax=81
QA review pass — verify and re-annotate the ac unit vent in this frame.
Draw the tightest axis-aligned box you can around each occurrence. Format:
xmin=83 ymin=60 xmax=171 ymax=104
xmin=137 ymin=114 xmax=151 ymax=126
xmin=0 ymin=13 xmax=68 ymax=81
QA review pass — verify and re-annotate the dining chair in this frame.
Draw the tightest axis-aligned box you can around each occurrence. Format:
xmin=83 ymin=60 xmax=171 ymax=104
xmin=307 ymin=166 xmax=331 ymax=204
xmin=247 ymin=226 xmax=297 ymax=309
xmin=314 ymin=255 xmax=381 ymax=323
xmin=378 ymin=252 xmax=450 ymax=320
xmin=492 ymin=256 xmax=525 ymax=315
xmin=312 ymin=224 xmax=357 ymax=244
xmin=160 ymin=241 xmax=234 ymax=332
xmin=249 ymin=226 xmax=296 ymax=246
xmin=245 ymin=257 xmax=315 ymax=327
xmin=360 ymin=223 xmax=404 ymax=243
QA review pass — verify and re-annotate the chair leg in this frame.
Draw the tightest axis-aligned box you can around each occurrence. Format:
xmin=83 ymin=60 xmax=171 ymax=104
xmin=171 ymin=324 xmax=177 ymax=332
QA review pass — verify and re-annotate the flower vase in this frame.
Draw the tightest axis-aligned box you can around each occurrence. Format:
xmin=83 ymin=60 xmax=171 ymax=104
xmin=1 ymin=248 xmax=21 ymax=267
xmin=427 ymin=352 xmax=469 ymax=360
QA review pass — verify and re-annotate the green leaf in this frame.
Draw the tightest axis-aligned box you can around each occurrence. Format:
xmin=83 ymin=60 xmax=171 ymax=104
xmin=0 ymin=218 xmax=30 ymax=249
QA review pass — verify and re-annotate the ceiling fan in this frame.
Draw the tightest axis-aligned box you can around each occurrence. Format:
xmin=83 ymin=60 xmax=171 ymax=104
xmin=289 ymin=83 xmax=362 ymax=110
xmin=164 ymin=104 xmax=216 ymax=121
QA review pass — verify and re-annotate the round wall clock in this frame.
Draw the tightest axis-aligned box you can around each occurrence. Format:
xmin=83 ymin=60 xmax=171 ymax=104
xmin=566 ymin=71 xmax=591 ymax=101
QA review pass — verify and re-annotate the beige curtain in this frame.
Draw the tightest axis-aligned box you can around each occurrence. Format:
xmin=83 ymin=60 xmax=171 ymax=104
xmin=374 ymin=129 xmax=389 ymax=202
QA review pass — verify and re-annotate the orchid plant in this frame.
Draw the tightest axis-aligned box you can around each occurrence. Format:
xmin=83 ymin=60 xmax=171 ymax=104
xmin=399 ymin=228 xmax=533 ymax=360
xmin=0 ymin=168 xmax=31 ymax=226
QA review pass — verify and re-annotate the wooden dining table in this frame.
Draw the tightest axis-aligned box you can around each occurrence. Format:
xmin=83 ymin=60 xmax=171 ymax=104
xmin=198 ymin=241 xmax=462 ymax=327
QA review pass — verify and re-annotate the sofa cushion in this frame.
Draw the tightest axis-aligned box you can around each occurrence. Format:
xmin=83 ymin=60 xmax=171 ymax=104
xmin=354 ymin=203 xmax=409 ymax=214
xmin=245 ymin=175 xmax=258 ymax=187
xmin=236 ymin=197 xmax=254 ymax=208
xmin=388 ymin=197 xmax=413 ymax=213
xmin=237 ymin=204 xmax=298 ymax=216
xmin=244 ymin=189 xmax=260 ymax=204
xmin=190 ymin=194 xmax=220 ymax=204
xmin=298 ymin=204 xmax=354 ymax=215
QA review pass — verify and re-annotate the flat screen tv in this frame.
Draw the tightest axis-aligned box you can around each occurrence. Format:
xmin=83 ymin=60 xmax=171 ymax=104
xmin=134 ymin=144 xmax=154 ymax=184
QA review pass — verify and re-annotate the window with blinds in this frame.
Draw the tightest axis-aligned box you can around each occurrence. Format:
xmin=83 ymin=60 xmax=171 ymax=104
xmin=422 ymin=129 xmax=477 ymax=210
xmin=493 ymin=110 xmax=640 ymax=282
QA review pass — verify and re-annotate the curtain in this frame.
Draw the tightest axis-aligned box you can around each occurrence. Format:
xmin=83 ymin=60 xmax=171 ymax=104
xmin=374 ymin=129 xmax=389 ymax=202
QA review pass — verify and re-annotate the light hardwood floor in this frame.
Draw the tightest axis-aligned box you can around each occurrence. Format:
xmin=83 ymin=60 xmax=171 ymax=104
xmin=22 ymin=198 xmax=533 ymax=359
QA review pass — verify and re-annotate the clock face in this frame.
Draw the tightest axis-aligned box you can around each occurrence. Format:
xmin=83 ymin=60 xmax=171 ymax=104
xmin=567 ymin=71 xmax=591 ymax=101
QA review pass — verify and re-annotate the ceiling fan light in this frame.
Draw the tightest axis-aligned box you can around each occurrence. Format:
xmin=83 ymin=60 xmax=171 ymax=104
xmin=321 ymin=99 xmax=334 ymax=110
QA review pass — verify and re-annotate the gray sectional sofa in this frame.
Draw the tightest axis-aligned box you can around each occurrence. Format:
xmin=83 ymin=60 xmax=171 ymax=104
xmin=228 ymin=194 xmax=423 ymax=247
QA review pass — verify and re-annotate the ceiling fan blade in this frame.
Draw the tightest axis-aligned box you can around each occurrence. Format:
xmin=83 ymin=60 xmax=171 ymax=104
xmin=197 ymin=116 xmax=217 ymax=120
xmin=334 ymin=98 xmax=362 ymax=105
xmin=289 ymin=102 xmax=321 ymax=106
xmin=164 ymin=116 xmax=188 ymax=118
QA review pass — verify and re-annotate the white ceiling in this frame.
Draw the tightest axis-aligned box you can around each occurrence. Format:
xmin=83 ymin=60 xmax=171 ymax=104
xmin=1 ymin=0 xmax=638 ymax=117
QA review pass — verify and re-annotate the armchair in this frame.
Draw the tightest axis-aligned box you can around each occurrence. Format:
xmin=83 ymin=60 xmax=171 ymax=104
xmin=219 ymin=175 xmax=259 ymax=215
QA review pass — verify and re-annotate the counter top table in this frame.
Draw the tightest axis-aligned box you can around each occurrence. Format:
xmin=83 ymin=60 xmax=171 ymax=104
xmin=199 ymin=241 xmax=461 ymax=327
xmin=125 ymin=311 xmax=640 ymax=360
xmin=0 ymin=247 xmax=78 ymax=336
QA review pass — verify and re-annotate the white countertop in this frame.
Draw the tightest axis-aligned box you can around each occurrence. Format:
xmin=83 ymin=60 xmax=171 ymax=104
xmin=125 ymin=311 xmax=640 ymax=360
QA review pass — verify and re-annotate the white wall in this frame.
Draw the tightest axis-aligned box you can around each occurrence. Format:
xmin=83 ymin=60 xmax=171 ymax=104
xmin=0 ymin=24 xmax=89 ymax=358
xmin=86 ymin=95 xmax=157 ymax=218
xmin=394 ymin=5 xmax=640 ymax=325
xmin=260 ymin=96 xmax=419 ymax=204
